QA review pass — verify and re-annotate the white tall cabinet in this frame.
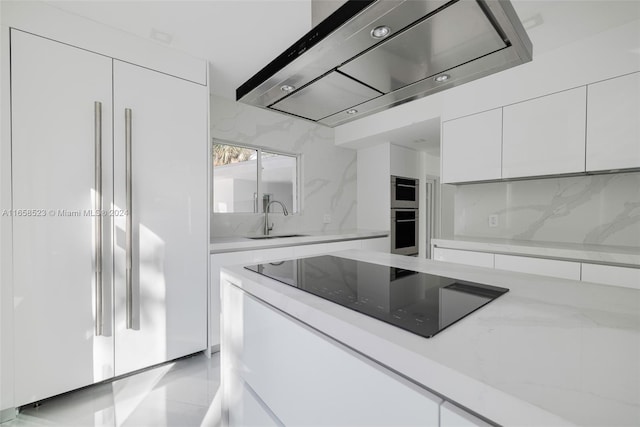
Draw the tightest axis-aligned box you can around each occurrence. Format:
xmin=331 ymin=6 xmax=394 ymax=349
xmin=112 ymin=61 xmax=208 ymax=376
xmin=11 ymin=29 xmax=115 ymax=406
xmin=11 ymin=30 xmax=208 ymax=405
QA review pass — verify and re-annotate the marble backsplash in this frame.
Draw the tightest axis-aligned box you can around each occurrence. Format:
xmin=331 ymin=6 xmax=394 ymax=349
xmin=453 ymin=172 xmax=640 ymax=248
xmin=210 ymin=95 xmax=357 ymax=238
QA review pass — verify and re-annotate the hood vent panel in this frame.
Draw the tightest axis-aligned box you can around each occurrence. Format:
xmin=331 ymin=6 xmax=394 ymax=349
xmin=237 ymin=0 xmax=532 ymax=127
xmin=271 ymin=71 xmax=382 ymax=121
xmin=337 ymin=0 xmax=506 ymax=94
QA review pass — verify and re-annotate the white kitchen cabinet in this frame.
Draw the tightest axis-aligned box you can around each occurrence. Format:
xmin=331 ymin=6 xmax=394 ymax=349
xmin=581 ymin=263 xmax=640 ymax=290
xmin=433 ymin=248 xmax=494 ymax=268
xmin=11 ymin=30 xmax=207 ymax=404
xmin=441 ymin=108 xmax=502 ymax=183
xmin=228 ymin=380 xmax=279 ymax=427
xmin=360 ymin=235 xmax=390 ymax=252
xmin=112 ymin=60 xmax=208 ymax=376
xmin=11 ymin=29 xmax=115 ymax=406
xmin=223 ymin=282 xmax=442 ymax=426
xmin=440 ymin=402 xmax=492 ymax=427
xmin=502 ymin=87 xmax=587 ymax=179
xmin=494 ymin=254 xmax=581 ymax=281
xmin=586 ymin=72 xmax=640 ymax=171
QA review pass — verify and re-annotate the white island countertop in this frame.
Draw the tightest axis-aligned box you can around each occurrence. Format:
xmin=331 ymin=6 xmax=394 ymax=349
xmin=222 ymin=249 xmax=640 ymax=426
xmin=210 ymin=229 xmax=387 ymax=254
xmin=433 ymin=237 xmax=640 ymax=267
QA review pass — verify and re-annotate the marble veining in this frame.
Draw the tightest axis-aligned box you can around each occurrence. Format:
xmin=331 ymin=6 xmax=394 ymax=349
xmin=210 ymin=95 xmax=357 ymax=238
xmin=329 ymin=157 xmax=357 ymax=210
xmin=222 ymin=249 xmax=640 ymax=426
xmin=304 ymin=177 xmax=332 ymax=201
xmin=454 ymin=172 xmax=640 ymax=248
xmin=584 ymin=200 xmax=640 ymax=245
xmin=338 ymin=200 xmax=357 ymax=231
xmin=510 ymin=175 xmax=611 ymax=241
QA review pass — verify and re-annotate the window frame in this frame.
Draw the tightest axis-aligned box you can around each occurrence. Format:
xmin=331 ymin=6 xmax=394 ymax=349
xmin=212 ymin=139 xmax=302 ymax=214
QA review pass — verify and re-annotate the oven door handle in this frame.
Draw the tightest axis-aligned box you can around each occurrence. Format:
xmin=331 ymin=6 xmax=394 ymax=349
xmin=395 ymin=219 xmax=417 ymax=223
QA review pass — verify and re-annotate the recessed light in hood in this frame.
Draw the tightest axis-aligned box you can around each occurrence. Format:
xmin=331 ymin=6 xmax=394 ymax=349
xmin=370 ymin=25 xmax=391 ymax=39
xmin=236 ymin=0 xmax=532 ymax=127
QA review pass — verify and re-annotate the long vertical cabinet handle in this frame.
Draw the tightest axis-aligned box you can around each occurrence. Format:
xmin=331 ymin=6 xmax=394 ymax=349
xmin=125 ymin=108 xmax=134 ymax=330
xmin=94 ymin=101 xmax=104 ymax=336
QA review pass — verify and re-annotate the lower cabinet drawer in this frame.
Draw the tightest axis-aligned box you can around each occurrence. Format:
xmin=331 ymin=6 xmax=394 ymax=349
xmin=230 ymin=285 xmax=443 ymax=426
xmin=494 ymin=254 xmax=581 ymax=280
xmin=440 ymin=402 xmax=492 ymax=427
xmin=433 ymin=248 xmax=495 ymax=268
xmin=581 ymin=263 xmax=640 ymax=290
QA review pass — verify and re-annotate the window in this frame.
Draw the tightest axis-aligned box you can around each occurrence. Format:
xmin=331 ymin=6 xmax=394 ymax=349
xmin=213 ymin=141 xmax=299 ymax=214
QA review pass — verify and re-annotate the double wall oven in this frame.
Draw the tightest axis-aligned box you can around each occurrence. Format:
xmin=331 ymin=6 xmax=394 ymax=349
xmin=391 ymin=176 xmax=419 ymax=256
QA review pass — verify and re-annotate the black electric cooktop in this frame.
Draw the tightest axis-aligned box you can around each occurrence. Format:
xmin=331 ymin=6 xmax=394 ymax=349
xmin=244 ymin=255 xmax=508 ymax=338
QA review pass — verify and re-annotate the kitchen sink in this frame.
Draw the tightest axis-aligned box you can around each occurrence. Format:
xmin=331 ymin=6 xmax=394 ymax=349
xmin=247 ymin=234 xmax=307 ymax=240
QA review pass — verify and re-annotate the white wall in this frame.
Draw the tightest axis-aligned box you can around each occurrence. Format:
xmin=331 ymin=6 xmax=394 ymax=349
xmin=335 ymin=18 xmax=640 ymax=145
xmin=418 ymin=151 xmax=444 ymax=259
xmin=423 ymin=152 xmax=440 ymax=177
xmin=390 ymin=144 xmax=420 ymax=179
xmin=211 ymin=95 xmax=357 ymax=237
xmin=357 ymin=143 xmax=390 ymax=232
xmin=439 ymin=184 xmax=456 ymax=240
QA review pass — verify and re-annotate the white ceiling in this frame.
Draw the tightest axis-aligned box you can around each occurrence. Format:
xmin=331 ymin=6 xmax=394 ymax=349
xmin=45 ymin=0 xmax=313 ymax=99
xmin=46 ymin=0 xmax=640 ymax=151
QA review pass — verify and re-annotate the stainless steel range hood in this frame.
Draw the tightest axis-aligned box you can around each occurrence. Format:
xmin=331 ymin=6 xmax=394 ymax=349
xmin=236 ymin=0 xmax=532 ymax=127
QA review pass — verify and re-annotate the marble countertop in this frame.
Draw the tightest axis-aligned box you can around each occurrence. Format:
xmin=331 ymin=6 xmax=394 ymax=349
xmin=432 ymin=237 xmax=640 ymax=267
xmin=222 ymin=249 xmax=640 ymax=426
xmin=210 ymin=229 xmax=388 ymax=254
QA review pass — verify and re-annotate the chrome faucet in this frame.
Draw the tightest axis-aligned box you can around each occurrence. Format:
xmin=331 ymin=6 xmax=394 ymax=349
xmin=264 ymin=200 xmax=289 ymax=235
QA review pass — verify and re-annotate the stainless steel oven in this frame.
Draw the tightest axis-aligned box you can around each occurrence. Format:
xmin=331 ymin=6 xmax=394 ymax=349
xmin=391 ymin=176 xmax=419 ymax=209
xmin=391 ymin=208 xmax=419 ymax=256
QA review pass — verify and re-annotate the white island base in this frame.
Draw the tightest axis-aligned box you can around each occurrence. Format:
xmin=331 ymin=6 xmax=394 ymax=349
xmin=220 ymin=250 xmax=640 ymax=426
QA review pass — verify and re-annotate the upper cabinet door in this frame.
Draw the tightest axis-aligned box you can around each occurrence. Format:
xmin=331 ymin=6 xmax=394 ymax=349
xmin=441 ymin=108 xmax=502 ymax=183
xmin=11 ymin=30 xmax=114 ymax=406
xmin=112 ymin=61 xmax=208 ymax=376
xmin=586 ymin=72 xmax=640 ymax=172
xmin=502 ymin=87 xmax=587 ymax=179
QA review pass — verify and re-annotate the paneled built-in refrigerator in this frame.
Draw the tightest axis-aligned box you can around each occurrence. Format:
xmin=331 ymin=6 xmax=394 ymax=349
xmin=11 ymin=30 xmax=208 ymax=405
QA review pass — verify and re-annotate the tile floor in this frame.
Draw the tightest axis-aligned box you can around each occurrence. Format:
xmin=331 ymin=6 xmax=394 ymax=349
xmin=4 ymin=352 xmax=221 ymax=427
